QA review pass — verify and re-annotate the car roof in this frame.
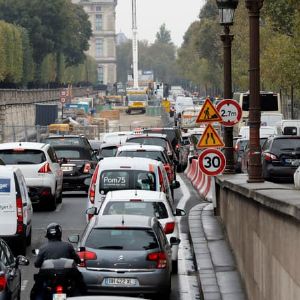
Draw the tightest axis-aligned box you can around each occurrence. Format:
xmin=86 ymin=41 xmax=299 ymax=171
xmin=94 ymin=214 xmax=156 ymax=229
xmin=0 ymin=142 xmax=47 ymax=150
xmin=99 ymin=156 xmax=162 ymax=169
xmin=106 ymin=190 xmax=166 ymax=201
xmin=0 ymin=165 xmax=16 ymax=175
xmin=100 ymin=143 xmax=121 ymax=149
xmin=127 ymin=133 xmax=168 ymax=139
xmin=46 ymin=135 xmax=85 ymax=138
xmin=117 ymin=144 xmax=165 ymax=152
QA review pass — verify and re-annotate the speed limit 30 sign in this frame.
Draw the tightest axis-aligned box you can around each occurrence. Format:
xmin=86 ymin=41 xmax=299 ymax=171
xmin=198 ymin=149 xmax=226 ymax=176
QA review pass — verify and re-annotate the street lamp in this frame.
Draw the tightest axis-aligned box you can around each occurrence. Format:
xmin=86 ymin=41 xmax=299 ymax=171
xmin=216 ymin=0 xmax=239 ymax=174
xmin=245 ymin=0 xmax=264 ymax=182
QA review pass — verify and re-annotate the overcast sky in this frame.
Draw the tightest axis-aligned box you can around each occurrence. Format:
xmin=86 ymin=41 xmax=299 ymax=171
xmin=116 ymin=0 xmax=205 ymax=47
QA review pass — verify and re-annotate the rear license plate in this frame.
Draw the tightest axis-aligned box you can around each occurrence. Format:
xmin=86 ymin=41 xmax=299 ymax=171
xmin=53 ymin=294 xmax=67 ymax=300
xmin=103 ymin=277 xmax=138 ymax=286
xmin=291 ymin=159 xmax=300 ymax=166
xmin=61 ymin=166 xmax=73 ymax=172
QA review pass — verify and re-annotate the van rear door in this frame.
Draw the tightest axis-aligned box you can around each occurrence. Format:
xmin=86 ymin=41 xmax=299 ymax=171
xmin=0 ymin=174 xmax=17 ymax=235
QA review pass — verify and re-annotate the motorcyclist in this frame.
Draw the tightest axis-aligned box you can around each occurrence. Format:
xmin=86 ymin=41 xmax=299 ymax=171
xmin=31 ymin=223 xmax=85 ymax=299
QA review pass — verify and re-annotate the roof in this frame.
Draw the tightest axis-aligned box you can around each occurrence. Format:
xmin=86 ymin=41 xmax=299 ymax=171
xmin=99 ymin=156 xmax=163 ymax=170
xmin=94 ymin=214 xmax=155 ymax=229
xmin=117 ymin=144 xmax=165 ymax=152
xmin=0 ymin=142 xmax=47 ymax=150
xmin=127 ymin=133 xmax=168 ymax=139
xmin=106 ymin=190 xmax=166 ymax=202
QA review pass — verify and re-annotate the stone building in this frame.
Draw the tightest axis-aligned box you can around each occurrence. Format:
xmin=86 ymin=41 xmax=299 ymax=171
xmin=72 ymin=0 xmax=117 ymax=86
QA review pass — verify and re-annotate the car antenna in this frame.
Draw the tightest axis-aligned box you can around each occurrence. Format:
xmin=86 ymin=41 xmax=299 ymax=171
xmin=122 ymin=215 xmax=125 ymax=225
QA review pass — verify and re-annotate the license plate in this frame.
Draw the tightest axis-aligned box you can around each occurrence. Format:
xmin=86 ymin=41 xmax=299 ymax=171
xmin=53 ymin=294 xmax=67 ymax=300
xmin=103 ymin=277 xmax=138 ymax=286
xmin=133 ymin=102 xmax=142 ymax=107
xmin=291 ymin=159 xmax=300 ymax=166
xmin=61 ymin=166 xmax=73 ymax=172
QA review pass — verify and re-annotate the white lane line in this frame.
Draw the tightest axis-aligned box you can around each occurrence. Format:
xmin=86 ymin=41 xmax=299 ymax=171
xmin=177 ymin=174 xmax=191 ymax=210
xmin=21 ymin=280 xmax=28 ymax=291
xmin=55 ymin=203 xmax=62 ymax=212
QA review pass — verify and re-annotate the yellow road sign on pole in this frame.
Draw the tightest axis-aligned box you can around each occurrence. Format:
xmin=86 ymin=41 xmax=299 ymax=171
xmin=196 ymin=98 xmax=222 ymax=123
xmin=196 ymin=124 xmax=224 ymax=148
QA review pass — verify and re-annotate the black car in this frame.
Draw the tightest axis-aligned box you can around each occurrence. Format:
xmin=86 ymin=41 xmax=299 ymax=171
xmin=43 ymin=135 xmax=93 ymax=150
xmin=261 ymin=136 xmax=300 ymax=182
xmin=0 ymin=238 xmax=29 ymax=300
xmin=52 ymin=144 xmax=98 ymax=192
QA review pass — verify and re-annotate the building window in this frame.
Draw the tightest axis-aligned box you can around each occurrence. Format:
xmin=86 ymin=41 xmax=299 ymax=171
xmin=95 ymin=5 xmax=101 ymax=11
xmin=97 ymin=65 xmax=104 ymax=83
xmin=95 ymin=38 xmax=103 ymax=57
xmin=95 ymin=14 xmax=103 ymax=31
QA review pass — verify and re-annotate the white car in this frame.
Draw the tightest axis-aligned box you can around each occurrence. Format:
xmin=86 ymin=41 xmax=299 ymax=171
xmin=294 ymin=166 xmax=300 ymax=189
xmin=0 ymin=166 xmax=33 ymax=255
xmin=85 ymin=157 xmax=179 ymax=220
xmin=0 ymin=142 xmax=63 ymax=210
xmin=89 ymin=189 xmax=186 ymax=273
xmin=101 ymin=131 xmax=134 ymax=145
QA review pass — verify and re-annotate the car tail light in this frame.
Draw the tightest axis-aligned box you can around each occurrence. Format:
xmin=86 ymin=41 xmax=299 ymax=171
xmin=164 ymin=164 xmax=171 ymax=174
xmin=89 ymin=164 xmax=99 ymax=204
xmin=176 ymin=144 xmax=180 ymax=150
xmin=38 ymin=162 xmax=52 ymax=173
xmin=158 ymin=168 xmax=165 ymax=192
xmin=78 ymin=250 xmax=97 ymax=267
xmin=264 ymin=153 xmax=278 ymax=161
xmin=83 ymin=163 xmax=91 ymax=174
xmin=0 ymin=273 xmax=7 ymax=292
xmin=55 ymin=285 xmax=64 ymax=294
xmin=16 ymin=196 xmax=23 ymax=234
xmin=164 ymin=222 xmax=175 ymax=234
xmin=147 ymin=251 xmax=167 ymax=269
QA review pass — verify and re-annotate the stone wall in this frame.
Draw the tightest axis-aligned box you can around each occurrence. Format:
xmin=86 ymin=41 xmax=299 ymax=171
xmin=215 ymin=174 xmax=300 ymax=300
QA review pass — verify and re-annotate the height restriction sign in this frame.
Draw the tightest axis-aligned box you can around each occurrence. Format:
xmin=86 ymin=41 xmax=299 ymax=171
xmin=216 ymin=99 xmax=242 ymax=126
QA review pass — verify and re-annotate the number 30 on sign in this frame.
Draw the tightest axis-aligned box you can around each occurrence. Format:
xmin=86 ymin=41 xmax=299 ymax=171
xmin=198 ymin=149 xmax=226 ymax=176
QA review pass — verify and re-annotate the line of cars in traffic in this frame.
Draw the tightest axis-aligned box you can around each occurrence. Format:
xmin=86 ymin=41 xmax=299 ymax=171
xmin=0 ymin=126 xmax=192 ymax=299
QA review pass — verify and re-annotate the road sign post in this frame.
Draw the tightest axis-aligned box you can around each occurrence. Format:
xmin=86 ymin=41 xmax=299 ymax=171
xmin=198 ymin=149 xmax=226 ymax=176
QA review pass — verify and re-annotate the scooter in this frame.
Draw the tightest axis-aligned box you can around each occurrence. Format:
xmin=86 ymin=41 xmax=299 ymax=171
xmin=31 ymin=251 xmax=84 ymax=300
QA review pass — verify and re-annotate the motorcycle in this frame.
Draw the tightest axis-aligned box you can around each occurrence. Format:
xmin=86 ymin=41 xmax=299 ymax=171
xmin=30 ymin=253 xmax=85 ymax=300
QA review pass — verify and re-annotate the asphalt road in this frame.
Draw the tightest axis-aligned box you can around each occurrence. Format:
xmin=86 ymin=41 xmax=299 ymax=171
xmin=20 ymin=176 xmax=202 ymax=300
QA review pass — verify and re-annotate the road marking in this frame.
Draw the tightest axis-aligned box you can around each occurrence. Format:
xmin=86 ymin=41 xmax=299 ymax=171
xmin=21 ymin=280 xmax=28 ymax=291
xmin=177 ymin=174 xmax=191 ymax=210
xmin=55 ymin=203 xmax=62 ymax=212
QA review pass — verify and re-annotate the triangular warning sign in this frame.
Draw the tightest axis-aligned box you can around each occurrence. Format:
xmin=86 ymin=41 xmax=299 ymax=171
xmin=195 ymin=98 xmax=222 ymax=123
xmin=197 ymin=124 xmax=224 ymax=148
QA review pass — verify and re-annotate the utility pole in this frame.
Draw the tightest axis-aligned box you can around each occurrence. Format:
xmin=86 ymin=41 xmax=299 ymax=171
xmin=132 ymin=0 xmax=139 ymax=89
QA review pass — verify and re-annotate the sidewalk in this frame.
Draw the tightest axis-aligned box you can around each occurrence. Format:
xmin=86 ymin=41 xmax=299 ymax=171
xmin=188 ymin=201 xmax=247 ymax=300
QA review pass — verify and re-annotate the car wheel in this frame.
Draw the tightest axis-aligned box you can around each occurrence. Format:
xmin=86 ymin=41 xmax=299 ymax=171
xmin=155 ymin=280 xmax=171 ymax=300
xmin=26 ymin=227 xmax=32 ymax=246
xmin=176 ymin=164 xmax=182 ymax=173
xmin=57 ymin=190 xmax=63 ymax=204
xmin=17 ymin=236 xmax=27 ymax=256
xmin=48 ymin=195 xmax=57 ymax=211
xmin=172 ymin=260 xmax=178 ymax=274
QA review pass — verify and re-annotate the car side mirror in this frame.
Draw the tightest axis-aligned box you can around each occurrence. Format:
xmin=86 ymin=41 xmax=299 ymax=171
xmin=86 ymin=207 xmax=98 ymax=216
xmin=84 ymin=177 xmax=91 ymax=186
xmin=68 ymin=234 xmax=80 ymax=244
xmin=172 ymin=180 xmax=180 ymax=189
xmin=170 ymin=237 xmax=181 ymax=246
xmin=16 ymin=255 xmax=30 ymax=266
xmin=175 ymin=208 xmax=186 ymax=217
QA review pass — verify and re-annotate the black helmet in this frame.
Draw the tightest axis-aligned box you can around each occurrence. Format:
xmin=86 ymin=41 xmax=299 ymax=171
xmin=45 ymin=223 xmax=62 ymax=240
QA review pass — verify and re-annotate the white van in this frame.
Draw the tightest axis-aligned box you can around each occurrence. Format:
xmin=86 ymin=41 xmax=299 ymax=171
xmin=276 ymin=119 xmax=300 ymax=136
xmin=238 ymin=126 xmax=277 ymax=139
xmin=174 ymin=97 xmax=194 ymax=125
xmin=0 ymin=166 xmax=33 ymax=255
xmin=86 ymin=157 xmax=178 ymax=220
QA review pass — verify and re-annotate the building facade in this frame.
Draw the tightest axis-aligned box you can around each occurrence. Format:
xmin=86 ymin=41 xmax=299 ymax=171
xmin=73 ymin=0 xmax=117 ymax=86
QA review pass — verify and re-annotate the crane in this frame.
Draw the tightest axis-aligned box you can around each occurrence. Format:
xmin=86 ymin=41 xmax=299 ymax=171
xmin=132 ymin=0 xmax=139 ymax=89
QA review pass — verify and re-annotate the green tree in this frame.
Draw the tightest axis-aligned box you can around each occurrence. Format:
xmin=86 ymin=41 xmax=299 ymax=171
xmin=155 ymin=23 xmax=172 ymax=44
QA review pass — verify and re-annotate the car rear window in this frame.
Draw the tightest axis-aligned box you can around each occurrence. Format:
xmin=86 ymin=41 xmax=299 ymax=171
xmin=0 ymin=149 xmax=46 ymax=164
xmin=100 ymin=170 xmax=156 ymax=194
xmin=127 ymin=137 xmax=167 ymax=148
xmin=54 ymin=148 xmax=91 ymax=160
xmin=100 ymin=147 xmax=118 ymax=157
xmin=86 ymin=228 xmax=159 ymax=251
xmin=118 ymin=150 xmax=166 ymax=163
xmin=44 ymin=137 xmax=89 ymax=147
xmin=271 ymin=138 xmax=300 ymax=154
xmin=103 ymin=201 xmax=168 ymax=219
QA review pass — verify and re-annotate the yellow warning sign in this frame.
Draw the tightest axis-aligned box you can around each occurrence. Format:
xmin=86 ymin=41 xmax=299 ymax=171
xmin=197 ymin=124 xmax=224 ymax=148
xmin=195 ymin=98 xmax=222 ymax=123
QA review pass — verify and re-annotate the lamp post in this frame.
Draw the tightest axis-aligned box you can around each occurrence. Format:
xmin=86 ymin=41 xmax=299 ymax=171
xmin=216 ymin=0 xmax=239 ymax=174
xmin=245 ymin=0 xmax=264 ymax=182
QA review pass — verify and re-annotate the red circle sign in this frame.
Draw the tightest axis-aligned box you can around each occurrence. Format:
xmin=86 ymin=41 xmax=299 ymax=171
xmin=216 ymin=99 xmax=242 ymax=126
xmin=198 ymin=149 xmax=226 ymax=176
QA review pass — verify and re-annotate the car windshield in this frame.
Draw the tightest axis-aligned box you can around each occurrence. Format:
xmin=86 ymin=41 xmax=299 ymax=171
xmin=53 ymin=148 xmax=91 ymax=160
xmin=103 ymin=201 xmax=168 ymax=219
xmin=271 ymin=139 xmax=300 ymax=154
xmin=99 ymin=170 xmax=156 ymax=194
xmin=118 ymin=150 xmax=166 ymax=163
xmin=127 ymin=137 xmax=167 ymax=149
xmin=0 ymin=149 xmax=46 ymax=164
xmin=85 ymin=228 xmax=159 ymax=251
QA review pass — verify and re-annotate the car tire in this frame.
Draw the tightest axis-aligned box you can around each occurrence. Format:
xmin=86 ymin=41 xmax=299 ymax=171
xmin=48 ymin=195 xmax=57 ymax=211
xmin=18 ymin=236 xmax=27 ymax=256
xmin=57 ymin=190 xmax=63 ymax=204
xmin=26 ymin=227 xmax=32 ymax=246
xmin=176 ymin=164 xmax=182 ymax=173
xmin=156 ymin=280 xmax=171 ymax=300
xmin=172 ymin=260 xmax=178 ymax=274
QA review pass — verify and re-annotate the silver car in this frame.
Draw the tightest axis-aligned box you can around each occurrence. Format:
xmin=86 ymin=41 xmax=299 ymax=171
xmin=69 ymin=215 xmax=179 ymax=299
